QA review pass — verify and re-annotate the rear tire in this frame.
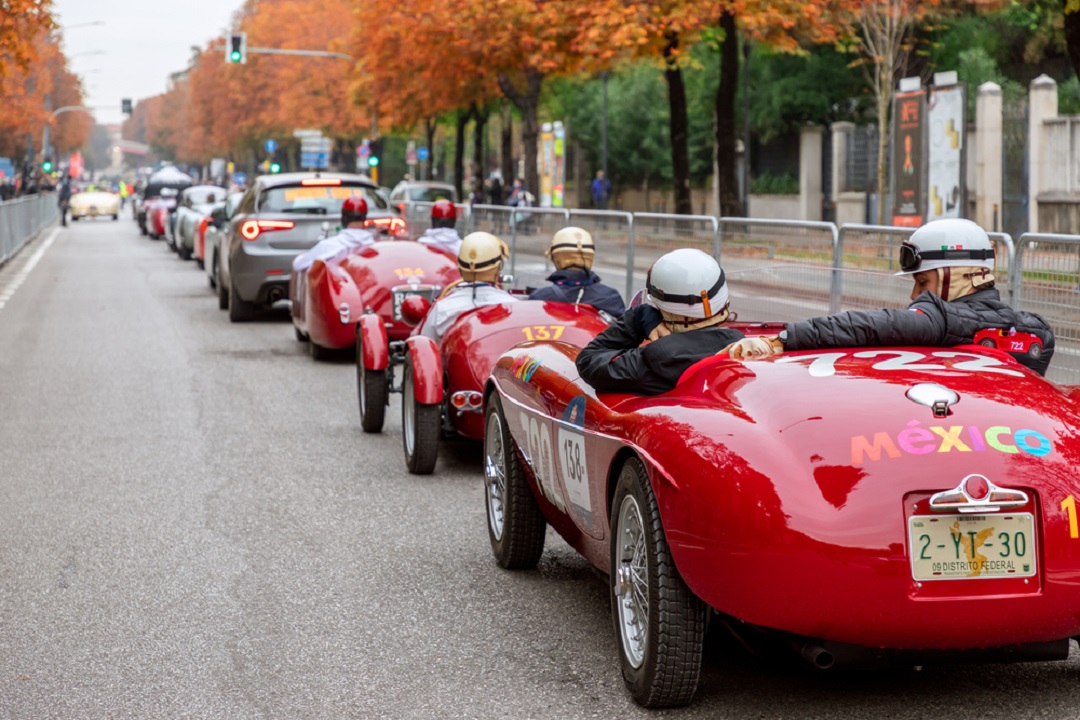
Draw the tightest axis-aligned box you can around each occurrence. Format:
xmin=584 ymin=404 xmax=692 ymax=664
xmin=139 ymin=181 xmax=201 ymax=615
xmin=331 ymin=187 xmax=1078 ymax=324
xmin=357 ymin=327 xmax=387 ymax=433
xmin=309 ymin=340 xmax=331 ymax=360
xmin=178 ymin=243 xmax=191 ymax=261
xmin=294 ymin=326 xmax=309 ymax=342
xmin=484 ymin=394 xmax=546 ymax=569
xmin=228 ymin=279 xmax=255 ymax=322
xmin=978 ymin=338 xmax=996 ymax=348
xmin=611 ymin=457 xmax=705 ymax=708
xmin=402 ymin=361 xmax=439 ymax=474
xmin=217 ymin=270 xmax=229 ymax=310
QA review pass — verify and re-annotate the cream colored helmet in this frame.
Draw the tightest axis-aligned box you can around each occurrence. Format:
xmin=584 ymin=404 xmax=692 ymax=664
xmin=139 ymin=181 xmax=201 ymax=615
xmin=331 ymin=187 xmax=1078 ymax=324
xmin=458 ymin=231 xmax=509 ymax=281
xmin=547 ymin=227 xmax=595 ymax=270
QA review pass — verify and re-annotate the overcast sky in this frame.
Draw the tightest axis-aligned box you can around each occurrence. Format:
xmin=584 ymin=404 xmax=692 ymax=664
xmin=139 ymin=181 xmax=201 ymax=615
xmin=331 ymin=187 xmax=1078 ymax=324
xmin=53 ymin=0 xmax=245 ymax=126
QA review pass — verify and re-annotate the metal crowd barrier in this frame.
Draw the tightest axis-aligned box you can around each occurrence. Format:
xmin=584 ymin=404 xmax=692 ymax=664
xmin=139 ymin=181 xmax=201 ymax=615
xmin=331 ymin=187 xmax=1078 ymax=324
xmin=1013 ymin=233 xmax=1080 ymax=384
xmin=1 ymin=194 xmax=59 ymax=266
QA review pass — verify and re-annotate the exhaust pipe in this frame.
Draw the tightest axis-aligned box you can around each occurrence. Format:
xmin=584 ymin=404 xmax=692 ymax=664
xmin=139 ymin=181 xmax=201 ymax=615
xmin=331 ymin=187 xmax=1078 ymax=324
xmin=267 ymin=287 xmax=285 ymax=304
xmin=780 ymin=635 xmax=835 ymax=670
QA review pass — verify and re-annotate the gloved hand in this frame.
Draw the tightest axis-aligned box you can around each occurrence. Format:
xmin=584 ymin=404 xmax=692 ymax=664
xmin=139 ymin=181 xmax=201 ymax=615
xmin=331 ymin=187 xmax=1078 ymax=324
xmin=721 ymin=336 xmax=783 ymax=359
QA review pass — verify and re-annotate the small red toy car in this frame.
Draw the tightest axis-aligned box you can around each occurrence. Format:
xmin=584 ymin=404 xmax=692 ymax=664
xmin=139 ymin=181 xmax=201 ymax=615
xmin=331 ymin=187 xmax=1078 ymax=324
xmin=290 ymin=240 xmax=460 ymax=360
xmin=974 ymin=326 xmax=1044 ymax=361
xmin=357 ymin=299 xmax=608 ymax=473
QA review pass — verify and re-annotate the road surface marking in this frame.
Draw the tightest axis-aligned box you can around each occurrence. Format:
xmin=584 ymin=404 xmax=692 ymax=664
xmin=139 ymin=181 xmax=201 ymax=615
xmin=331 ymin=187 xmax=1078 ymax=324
xmin=0 ymin=227 xmax=60 ymax=312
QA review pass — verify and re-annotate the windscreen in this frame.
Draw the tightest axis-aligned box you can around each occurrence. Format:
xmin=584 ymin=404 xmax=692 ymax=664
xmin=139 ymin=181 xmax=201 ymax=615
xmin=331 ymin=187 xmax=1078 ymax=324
xmin=186 ymin=187 xmax=226 ymax=205
xmin=408 ymin=185 xmax=457 ymax=202
xmin=258 ymin=183 xmax=388 ymax=215
xmin=143 ymin=181 xmax=192 ymax=199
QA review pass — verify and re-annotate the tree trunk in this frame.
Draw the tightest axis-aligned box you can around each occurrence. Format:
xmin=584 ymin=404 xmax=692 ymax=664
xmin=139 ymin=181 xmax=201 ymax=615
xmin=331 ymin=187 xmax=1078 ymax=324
xmin=715 ymin=11 xmax=742 ymax=217
xmin=500 ymin=100 xmax=513 ymax=193
xmin=454 ymin=108 xmax=471 ymax=201
xmin=663 ymin=32 xmax=693 ymax=215
xmin=472 ymin=103 xmax=488 ymax=186
xmin=1067 ymin=9 xmax=1080 ymax=81
xmin=876 ymin=61 xmax=891 ymax=226
xmin=424 ymin=117 xmax=436 ymax=181
xmin=499 ymin=69 xmax=544 ymax=199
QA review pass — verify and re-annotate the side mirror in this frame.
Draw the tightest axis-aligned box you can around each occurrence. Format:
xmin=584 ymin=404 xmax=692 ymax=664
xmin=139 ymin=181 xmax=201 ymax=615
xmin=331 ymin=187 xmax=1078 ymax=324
xmin=400 ymin=295 xmax=432 ymax=327
xmin=500 ymin=274 xmax=514 ymax=286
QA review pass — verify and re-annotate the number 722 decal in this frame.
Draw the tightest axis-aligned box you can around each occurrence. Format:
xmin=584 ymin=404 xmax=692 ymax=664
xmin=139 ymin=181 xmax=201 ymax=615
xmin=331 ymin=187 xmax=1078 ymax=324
xmin=776 ymin=350 xmax=1025 ymax=378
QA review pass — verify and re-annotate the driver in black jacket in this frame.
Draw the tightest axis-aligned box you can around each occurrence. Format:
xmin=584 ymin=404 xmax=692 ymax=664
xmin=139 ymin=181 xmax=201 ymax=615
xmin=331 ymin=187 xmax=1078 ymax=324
xmin=576 ymin=248 xmax=744 ymax=395
xmin=725 ymin=218 xmax=1055 ymax=376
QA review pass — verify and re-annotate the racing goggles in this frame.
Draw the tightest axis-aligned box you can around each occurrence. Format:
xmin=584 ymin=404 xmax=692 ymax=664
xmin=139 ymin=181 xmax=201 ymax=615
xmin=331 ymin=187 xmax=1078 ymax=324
xmin=898 ymin=242 xmax=994 ymax=273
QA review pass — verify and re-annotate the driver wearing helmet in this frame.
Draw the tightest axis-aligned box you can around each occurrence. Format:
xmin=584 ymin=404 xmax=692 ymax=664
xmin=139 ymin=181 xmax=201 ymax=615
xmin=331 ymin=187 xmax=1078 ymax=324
xmin=724 ymin=218 xmax=1055 ymax=375
xmin=292 ymin=195 xmax=377 ymax=272
xmin=417 ymin=231 xmax=518 ymax=341
xmin=416 ymin=199 xmax=463 ymax=255
xmin=528 ymin=227 xmax=626 ymax=317
xmin=576 ymin=248 xmax=744 ymax=395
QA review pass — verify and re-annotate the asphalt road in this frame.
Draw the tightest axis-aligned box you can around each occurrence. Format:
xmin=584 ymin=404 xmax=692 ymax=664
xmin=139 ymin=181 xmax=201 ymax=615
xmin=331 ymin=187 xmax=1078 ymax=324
xmin=3 ymin=218 xmax=1080 ymax=719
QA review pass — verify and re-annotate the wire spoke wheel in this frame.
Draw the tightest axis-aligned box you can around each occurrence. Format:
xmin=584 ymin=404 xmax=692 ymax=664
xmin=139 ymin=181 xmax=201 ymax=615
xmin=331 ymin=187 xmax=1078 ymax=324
xmin=484 ymin=393 xmax=545 ymax=569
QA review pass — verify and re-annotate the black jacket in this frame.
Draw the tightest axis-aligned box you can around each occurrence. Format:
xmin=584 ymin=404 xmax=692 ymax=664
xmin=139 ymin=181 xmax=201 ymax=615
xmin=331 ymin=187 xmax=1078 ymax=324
xmin=529 ymin=269 xmax=626 ymax=317
xmin=576 ymin=305 xmax=745 ymax=395
xmin=783 ymin=287 xmax=1055 ymax=375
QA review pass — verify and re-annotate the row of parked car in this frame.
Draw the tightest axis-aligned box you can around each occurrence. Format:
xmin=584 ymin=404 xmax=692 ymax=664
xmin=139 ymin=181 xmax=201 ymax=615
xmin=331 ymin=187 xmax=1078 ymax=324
xmin=128 ymin=165 xmax=1080 ymax=711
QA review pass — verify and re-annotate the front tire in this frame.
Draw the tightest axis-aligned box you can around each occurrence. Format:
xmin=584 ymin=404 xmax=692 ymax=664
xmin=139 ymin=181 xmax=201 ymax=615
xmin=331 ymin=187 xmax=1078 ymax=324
xmin=402 ymin=360 xmax=439 ymax=474
xmin=357 ymin=326 xmax=387 ymax=433
xmin=228 ymin=279 xmax=255 ymax=322
xmin=484 ymin=394 xmax=546 ymax=569
xmin=610 ymin=458 xmax=705 ymax=708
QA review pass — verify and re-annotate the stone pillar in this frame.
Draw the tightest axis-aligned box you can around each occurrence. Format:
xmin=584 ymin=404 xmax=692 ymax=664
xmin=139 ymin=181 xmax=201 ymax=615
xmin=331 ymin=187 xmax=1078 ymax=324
xmin=974 ymin=82 xmax=1002 ymax=231
xmin=830 ymin=121 xmax=854 ymax=200
xmin=799 ymin=125 xmax=824 ymax=221
xmin=1029 ymin=74 xmax=1058 ymax=233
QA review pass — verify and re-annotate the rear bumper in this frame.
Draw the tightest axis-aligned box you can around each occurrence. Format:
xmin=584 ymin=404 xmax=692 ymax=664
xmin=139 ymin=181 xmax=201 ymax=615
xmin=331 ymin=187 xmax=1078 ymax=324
xmin=230 ymin=244 xmax=299 ymax=304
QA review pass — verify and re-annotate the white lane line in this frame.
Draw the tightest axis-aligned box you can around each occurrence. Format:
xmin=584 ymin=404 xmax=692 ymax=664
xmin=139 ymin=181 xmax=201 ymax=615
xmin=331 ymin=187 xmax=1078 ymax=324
xmin=0 ymin=228 xmax=60 ymax=312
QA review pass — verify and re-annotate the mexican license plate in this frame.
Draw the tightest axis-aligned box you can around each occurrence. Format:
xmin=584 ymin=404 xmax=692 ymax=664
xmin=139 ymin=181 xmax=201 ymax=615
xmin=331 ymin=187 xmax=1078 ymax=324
xmin=392 ymin=287 xmax=436 ymax=321
xmin=908 ymin=513 xmax=1036 ymax=581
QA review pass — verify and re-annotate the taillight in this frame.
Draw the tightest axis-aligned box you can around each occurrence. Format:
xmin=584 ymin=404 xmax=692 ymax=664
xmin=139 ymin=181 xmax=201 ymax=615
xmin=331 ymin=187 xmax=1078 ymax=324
xmin=366 ymin=217 xmax=408 ymax=237
xmin=301 ymin=178 xmax=342 ymax=186
xmin=240 ymin=219 xmax=295 ymax=241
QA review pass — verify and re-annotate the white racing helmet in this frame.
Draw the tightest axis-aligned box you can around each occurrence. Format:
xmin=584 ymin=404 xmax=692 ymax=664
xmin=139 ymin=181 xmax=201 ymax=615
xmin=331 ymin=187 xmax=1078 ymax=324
xmin=645 ymin=248 xmax=728 ymax=320
xmin=896 ymin=219 xmax=995 ymax=276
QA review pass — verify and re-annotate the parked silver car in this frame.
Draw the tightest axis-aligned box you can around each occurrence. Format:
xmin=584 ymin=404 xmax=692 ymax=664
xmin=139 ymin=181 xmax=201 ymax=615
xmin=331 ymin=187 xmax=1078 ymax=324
xmin=173 ymin=185 xmax=226 ymax=260
xmin=218 ymin=172 xmax=395 ymax=322
xmin=205 ymin=192 xmax=243 ymax=297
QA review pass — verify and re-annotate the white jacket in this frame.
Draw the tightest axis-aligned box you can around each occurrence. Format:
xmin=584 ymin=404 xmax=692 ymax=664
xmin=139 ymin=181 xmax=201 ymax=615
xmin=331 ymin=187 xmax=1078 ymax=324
xmin=292 ymin=228 xmax=378 ymax=272
xmin=417 ymin=227 xmax=462 ymax=255
xmin=418 ymin=283 xmax=518 ymax=341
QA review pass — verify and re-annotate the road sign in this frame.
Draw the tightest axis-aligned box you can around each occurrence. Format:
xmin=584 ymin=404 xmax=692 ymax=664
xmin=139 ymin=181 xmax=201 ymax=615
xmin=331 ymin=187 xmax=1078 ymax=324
xmin=301 ymin=152 xmax=329 ymax=169
xmin=265 ymin=139 xmax=278 ymax=153
xmin=417 ymin=146 xmax=429 ymax=161
xmin=406 ymin=140 xmax=417 ymax=165
xmin=232 ymin=172 xmax=247 ymax=186
xmin=293 ymin=128 xmax=321 ymax=139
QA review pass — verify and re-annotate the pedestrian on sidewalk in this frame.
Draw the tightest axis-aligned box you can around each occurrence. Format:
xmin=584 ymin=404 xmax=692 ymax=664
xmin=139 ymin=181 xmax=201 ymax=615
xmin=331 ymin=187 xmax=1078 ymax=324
xmin=591 ymin=170 xmax=610 ymax=210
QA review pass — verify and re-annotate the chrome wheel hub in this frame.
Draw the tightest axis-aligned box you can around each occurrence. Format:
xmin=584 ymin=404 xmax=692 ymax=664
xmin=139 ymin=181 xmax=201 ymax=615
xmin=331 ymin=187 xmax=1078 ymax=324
xmin=485 ymin=412 xmax=506 ymax=540
xmin=615 ymin=494 xmax=648 ymax=669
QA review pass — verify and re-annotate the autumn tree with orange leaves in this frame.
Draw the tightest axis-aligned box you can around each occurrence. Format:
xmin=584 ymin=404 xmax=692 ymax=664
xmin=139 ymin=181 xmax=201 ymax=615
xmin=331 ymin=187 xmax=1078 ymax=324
xmin=0 ymin=0 xmax=55 ymax=79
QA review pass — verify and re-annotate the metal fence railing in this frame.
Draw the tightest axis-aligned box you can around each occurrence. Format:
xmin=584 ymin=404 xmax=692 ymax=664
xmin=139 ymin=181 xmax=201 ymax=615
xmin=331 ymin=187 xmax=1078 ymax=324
xmin=403 ymin=201 xmax=472 ymax=235
xmin=720 ymin=218 xmax=838 ymax=319
xmin=1 ymin=194 xmax=59 ymax=266
xmin=1013 ymin=233 xmax=1080 ymax=384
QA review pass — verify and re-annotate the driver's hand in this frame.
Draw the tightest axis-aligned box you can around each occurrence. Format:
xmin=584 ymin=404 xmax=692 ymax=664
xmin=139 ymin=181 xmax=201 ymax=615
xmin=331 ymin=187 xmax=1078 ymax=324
xmin=647 ymin=323 xmax=672 ymax=342
xmin=721 ymin=336 xmax=783 ymax=359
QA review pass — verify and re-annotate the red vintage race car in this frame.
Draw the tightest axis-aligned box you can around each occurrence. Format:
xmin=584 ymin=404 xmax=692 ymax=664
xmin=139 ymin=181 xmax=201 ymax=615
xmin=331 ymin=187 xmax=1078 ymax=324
xmin=290 ymin=240 xmax=460 ymax=360
xmin=974 ymin=326 xmax=1044 ymax=361
xmin=357 ymin=298 xmax=608 ymax=473
xmin=485 ymin=330 xmax=1080 ymax=707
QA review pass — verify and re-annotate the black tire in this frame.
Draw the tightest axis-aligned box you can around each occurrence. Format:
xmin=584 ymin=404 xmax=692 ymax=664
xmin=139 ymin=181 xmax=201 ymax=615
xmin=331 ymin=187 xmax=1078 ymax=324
xmin=295 ymin=326 xmax=309 ymax=342
xmin=978 ymin=338 xmax=996 ymax=348
xmin=484 ymin=394 xmax=546 ymax=569
xmin=217 ymin=269 xmax=229 ymax=310
xmin=228 ymin=279 xmax=255 ymax=322
xmin=112 ymin=214 xmax=118 ymax=221
xmin=196 ymin=257 xmax=204 ymax=270
xmin=357 ymin=326 xmax=387 ymax=433
xmin=178 ymin=243 xmax=191 ymax=261
xmin=610 ymin=458 xmax=705 ymax=708
xmin=1029 ymin=342 xmax=1043 ymax=360
xmin=309 ymin=340 xmax=331 ymax=360
xmin=140 ymin=222 xmax=147 ymax=236
xmin=402 ymin=360 xmax=440 ymax=474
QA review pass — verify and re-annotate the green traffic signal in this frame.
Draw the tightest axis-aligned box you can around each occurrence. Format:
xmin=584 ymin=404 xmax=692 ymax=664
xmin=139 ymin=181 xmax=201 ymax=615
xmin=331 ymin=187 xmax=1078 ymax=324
xmin=230 ymin=51 xmax=242 ymax=63
xmin=42 ymin=160 xmax=53 ymax=172
xmin=270 ymin=162 xmax=281 ymax=173
xmin=367 ymin=156 xmax=379 ymax=167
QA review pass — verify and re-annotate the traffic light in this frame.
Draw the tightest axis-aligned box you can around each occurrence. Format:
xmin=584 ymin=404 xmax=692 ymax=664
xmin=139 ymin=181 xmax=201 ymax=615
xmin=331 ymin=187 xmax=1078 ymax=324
xmin=226 ymin=32 xmax=247 ymax=64
xmin=367 ymin=138 xmax=382 ymax=168
xmin=41 ymin=157 xmax=53 ymax=173
xmin=270 ymin=162 xmax=281 ymax=173
xmin=122 ymin=98 xmax=132 ymax=116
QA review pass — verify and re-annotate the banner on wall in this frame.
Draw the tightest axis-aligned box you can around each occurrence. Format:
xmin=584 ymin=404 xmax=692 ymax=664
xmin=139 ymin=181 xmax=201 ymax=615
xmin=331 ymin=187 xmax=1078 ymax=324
xmin=926 ymin=83 xmax=966 ymax=222
xmin=538 ymin=121 xmax=566 ymax=207
xmin=891 ymin=89 xmax=927 ymax=227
